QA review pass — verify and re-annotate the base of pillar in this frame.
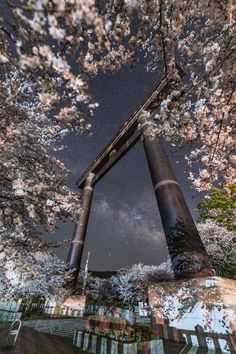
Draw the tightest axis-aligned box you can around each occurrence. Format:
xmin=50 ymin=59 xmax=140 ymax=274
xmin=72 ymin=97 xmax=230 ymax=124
xmin=149 ymin=276 xmax=236 ymax=352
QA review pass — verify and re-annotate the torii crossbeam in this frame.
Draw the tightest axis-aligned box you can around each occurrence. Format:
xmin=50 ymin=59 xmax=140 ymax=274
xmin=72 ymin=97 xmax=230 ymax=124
xmin=67 ymin=69 xmax=214 ymax=291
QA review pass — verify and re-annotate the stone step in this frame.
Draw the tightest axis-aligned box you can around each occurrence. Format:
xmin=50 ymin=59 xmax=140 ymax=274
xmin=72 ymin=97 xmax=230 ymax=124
xmin=23 ymin=318 xmax=86 ymax=338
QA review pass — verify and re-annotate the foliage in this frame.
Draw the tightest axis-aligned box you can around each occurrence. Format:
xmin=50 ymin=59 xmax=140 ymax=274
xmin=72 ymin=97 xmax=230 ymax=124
xmin=197 ymin=221 xmax=236 ymax=279
xmin=198 ymin=184 xmax=236 ymax=231
xmin=133 ymin=324 xmax=159 ymax=342
xmin=0 ymin=315 xmax=6 ymax=323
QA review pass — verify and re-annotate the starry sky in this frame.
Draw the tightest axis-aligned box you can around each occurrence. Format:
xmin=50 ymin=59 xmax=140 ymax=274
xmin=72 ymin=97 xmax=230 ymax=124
xmin=46 ymin=58 xmax=204 ymax=271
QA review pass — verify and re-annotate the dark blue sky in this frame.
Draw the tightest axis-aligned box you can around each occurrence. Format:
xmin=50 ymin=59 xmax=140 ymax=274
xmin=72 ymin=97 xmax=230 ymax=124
xmin=45 ymin=59 xmax=204 ymax=271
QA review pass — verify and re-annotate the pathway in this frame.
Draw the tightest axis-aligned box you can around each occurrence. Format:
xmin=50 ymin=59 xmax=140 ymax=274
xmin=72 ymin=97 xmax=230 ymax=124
xmin=23 ymin=317 xmax=86 ymax=338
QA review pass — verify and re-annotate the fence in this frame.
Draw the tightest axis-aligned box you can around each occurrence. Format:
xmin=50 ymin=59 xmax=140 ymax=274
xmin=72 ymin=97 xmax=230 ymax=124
xmin=43 ymin=305 xmax=85 ymax=318
xmin=0 ymin=301 xmax=22 ymax=321
xmin=0 ymin=308 xmax=22 ymax=321
xmin=151 ymin=323 xmax=236 ymax=353
xmin=74 ymin=330 xmax=164 ymax=354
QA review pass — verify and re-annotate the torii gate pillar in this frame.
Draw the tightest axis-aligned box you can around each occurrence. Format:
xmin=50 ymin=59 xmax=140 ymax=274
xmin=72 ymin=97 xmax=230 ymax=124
xmin=67 ymin=173 xmax=95 ymax=291
xmin=140 ymin=118 xmax=214 ymax=279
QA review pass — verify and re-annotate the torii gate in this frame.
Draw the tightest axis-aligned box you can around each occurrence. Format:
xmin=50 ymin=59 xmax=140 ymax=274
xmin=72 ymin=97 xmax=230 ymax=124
xmin=67 ymin=68 xmax=214 ymax=290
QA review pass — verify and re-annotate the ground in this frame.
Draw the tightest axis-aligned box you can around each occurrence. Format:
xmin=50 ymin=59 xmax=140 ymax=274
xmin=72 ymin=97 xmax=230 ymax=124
xmin=0 ymin=323 xmax=82 ymax=354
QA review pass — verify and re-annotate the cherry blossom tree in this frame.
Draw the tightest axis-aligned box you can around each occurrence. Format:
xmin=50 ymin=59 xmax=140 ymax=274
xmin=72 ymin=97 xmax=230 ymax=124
xmin=0 ymin=0 xmax=234 ymax=190
xmin=0 ymin=243 xmax=71 ymax=301
xmin=0 ymin=72 xmax=81 ymax=299
xmin=87 ymin=277 xmax=116 ymax=303
xmin=81 ymin=262 xmax=173 ymax=306
xmin=197 ymin=220 xmax=236 ymax=279
xmin=0 ymin=73 xmax=82 ymax=231
xmin=111 ymin=262 xmax=173 ymax=305
xmin=112 ymin=223 xmax=236 ymax=306
xmin=0 ymin=0 xmax=235 ymax=298
xmin=81 ymin=222 xmax=235 ymax=305
xmin=76 ymin=270 xmax=117 ymax=304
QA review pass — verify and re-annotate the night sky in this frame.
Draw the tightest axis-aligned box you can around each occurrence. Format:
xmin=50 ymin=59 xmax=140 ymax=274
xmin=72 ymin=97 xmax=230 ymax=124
xmin=45 ymin=59 xmax=204 ymax=271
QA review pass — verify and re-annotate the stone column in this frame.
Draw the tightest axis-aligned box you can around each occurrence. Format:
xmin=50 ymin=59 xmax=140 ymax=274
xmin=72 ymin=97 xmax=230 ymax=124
xmin=139 ymin=114 xmax=214 ymax=279
xmin=67 ymin=173 xmax=95 ymax=290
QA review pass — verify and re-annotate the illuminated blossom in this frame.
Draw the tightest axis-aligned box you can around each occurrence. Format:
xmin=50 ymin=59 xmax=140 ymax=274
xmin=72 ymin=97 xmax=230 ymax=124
xmin=0 ymin=0 xmax=235 ymax=299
